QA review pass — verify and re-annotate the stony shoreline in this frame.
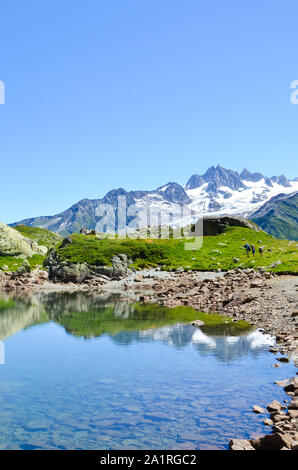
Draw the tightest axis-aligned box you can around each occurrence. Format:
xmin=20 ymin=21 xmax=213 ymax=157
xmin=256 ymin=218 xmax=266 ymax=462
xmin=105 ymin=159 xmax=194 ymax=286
xmin=0 ymin=266 xmax=297 ymax=450
xmin=126 ymin=268 xmax=298 ymax=450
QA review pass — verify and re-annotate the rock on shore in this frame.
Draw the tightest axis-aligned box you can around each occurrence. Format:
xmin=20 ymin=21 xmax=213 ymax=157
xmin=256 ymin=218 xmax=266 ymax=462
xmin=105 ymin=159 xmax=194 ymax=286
xmin=230 ymin=378 xmax=298 ymax=450
xmin=0 ymin=222 xmax=47 ymax=257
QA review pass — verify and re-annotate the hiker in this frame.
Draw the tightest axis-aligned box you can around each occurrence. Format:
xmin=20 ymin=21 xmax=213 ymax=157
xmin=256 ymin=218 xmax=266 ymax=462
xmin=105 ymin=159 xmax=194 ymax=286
xmin=251 ymin=244 xmax=255 ymax=257
xmin=259 ymin=246 xmax=264 ymax=257
xmin=244 ymin=243 xmax=251 ymax=257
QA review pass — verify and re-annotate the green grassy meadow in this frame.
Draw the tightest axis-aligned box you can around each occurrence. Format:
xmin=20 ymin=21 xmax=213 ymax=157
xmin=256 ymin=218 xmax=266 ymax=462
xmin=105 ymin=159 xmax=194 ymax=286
xmin=0 ymin=224 xmax=297 ymax=274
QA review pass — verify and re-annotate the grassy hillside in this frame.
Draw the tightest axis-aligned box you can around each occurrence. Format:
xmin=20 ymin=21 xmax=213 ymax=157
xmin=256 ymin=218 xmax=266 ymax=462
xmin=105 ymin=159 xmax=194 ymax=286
xmin=1 ymin=224 xmax=297 ymax=274
xmin=14 ymin=225 xmax=62 ymax=248
xmin=251 ymin=192 xmax=298 ymax=241
xmin=251 ymin=212 xmax=297 ymax=241
xmin=56 ymin=226 xmax=298 ymax=273
xmin=0 ymin=226 xmax=62 ymax=272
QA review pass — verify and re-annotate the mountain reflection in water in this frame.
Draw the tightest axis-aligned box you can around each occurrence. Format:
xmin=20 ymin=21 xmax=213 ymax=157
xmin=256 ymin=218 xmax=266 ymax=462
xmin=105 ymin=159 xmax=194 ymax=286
xmin=0 ymin=291 xmax=294 ymax=451
xmin=0 ymin=291 xmax=273 ymax=363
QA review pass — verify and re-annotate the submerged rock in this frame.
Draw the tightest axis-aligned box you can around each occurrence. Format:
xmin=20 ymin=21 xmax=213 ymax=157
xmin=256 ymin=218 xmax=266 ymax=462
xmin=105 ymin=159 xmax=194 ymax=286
xmin=252 ymin=405 xmax=266 ymax=414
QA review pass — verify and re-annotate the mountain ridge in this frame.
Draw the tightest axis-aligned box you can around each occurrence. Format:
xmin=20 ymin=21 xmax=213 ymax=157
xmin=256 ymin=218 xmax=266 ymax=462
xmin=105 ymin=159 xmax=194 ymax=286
xmin=251 ymin=191 xmax=298 ymax=241
xmin=10 ymin=166 xmax=298 ymax=236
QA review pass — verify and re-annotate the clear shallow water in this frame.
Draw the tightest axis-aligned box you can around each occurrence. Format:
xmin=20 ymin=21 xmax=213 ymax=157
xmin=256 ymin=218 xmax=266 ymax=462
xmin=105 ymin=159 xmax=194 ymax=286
xmin=0 ymin=292 xmax=296 ymax=450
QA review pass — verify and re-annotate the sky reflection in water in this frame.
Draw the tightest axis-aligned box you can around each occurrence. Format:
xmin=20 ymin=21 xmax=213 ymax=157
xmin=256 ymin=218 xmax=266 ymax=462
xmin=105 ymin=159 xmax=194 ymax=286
xmin=0 ymin=292 xmax=295 ymax=450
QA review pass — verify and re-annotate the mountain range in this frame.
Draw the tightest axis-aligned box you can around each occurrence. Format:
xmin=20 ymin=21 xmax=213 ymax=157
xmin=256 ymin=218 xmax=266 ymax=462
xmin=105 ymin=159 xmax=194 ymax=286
xmin=10 ymin=165 xmax=298 ymax=238
xmin=251 ymin=191 xmax=298 ymax=241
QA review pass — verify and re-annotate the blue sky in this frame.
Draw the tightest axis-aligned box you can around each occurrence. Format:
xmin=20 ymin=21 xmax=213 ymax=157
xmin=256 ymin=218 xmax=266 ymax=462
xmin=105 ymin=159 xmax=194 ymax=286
xmin=0 ymin=0 xmax=298 ymax=223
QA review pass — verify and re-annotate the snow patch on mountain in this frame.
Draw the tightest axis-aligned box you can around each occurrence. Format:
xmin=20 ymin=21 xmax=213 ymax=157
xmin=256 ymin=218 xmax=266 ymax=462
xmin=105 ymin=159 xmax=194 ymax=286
xmin=10 ymin=166 xmax=298 ymax=235
xmin=186 ymin=178 xmax=298 ymax=218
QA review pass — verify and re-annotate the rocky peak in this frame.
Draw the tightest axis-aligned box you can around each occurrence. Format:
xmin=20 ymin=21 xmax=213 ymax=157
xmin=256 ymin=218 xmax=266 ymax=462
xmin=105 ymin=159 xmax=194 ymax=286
xmin=203 ymin=165 xmax=246 ymax=193
xmin=102 ymin=188 xmax=135 ymax=207
xmin=157 ymin=182 xmax=192 ymax=204
xmin=271 ymin=175 xmax=291 ymax=188
xmin=240 ymin=169 xmax=264 ymax=182
xmin=185 ymin=174 xmax=205 ymax=190
xmin=186 ymin=165 xmax=246 ymax=193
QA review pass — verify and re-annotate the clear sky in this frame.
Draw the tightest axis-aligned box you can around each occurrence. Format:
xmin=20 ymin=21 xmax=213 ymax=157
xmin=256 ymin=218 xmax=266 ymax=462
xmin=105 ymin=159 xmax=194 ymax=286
xmin=0 ymin=0 xmax=298 ymax=223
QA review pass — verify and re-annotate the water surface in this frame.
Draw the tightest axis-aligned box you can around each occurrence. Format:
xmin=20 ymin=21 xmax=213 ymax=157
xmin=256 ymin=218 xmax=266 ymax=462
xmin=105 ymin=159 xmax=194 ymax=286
xmin=0 ymin=292 xmax=295 ymax=450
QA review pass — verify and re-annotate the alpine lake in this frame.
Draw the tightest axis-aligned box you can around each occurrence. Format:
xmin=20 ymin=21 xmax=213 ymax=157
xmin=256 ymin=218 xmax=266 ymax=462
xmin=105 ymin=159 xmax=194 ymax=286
xmin=0 ymin=291 xmax=295 ymax=450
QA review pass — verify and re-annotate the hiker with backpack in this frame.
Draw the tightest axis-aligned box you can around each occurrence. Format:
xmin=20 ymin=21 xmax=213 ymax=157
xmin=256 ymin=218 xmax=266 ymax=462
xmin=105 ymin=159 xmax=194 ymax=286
xmin=259 ymin=246 xmax=264 ymax=257
xmin=251 ymin=244 xmax=255 ymax=257
xmin=244 ymin=243 xmax=251 ymax=257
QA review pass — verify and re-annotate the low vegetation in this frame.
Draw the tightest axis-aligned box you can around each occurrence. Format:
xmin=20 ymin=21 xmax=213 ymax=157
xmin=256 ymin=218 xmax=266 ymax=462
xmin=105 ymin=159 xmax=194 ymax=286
xmin=56 ymin=226 xmax=298 ymax=273
xmin=0 ymin=224 xmax=297 ymax=274
xmin=0 ymin=226 xmax=62 ymax=272
xmin=14 ymin=225 xmax=62 ymax=249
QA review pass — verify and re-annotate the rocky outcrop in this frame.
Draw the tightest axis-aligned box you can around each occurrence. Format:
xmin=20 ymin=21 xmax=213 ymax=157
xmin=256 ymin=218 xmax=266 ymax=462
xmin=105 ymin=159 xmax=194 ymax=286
xmin=44 ymin=250 xmax=92 ymax=283
xmin=44 ymin=250 xmax=132 ymax=283
xmin=51 ymin=262 xmax=92 ymax=283
xmin=79 ymin=228 xmax=97 ymax=235
xmin=91 ymin=254 xmax=133 ymax=279
xmin=201 ymin=216 xmax=261 ymax=236
xmin=111 ymin=254 xmax=132 ymax=278
xmin=0 ymin=222 xmax=47 ymax=257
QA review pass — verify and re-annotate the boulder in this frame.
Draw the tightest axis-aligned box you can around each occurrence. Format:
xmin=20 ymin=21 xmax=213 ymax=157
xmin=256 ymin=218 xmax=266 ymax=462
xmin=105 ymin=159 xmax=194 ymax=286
xmin=191 ymin=319 xmax=205 ymax=327
xmin=269 ymin=260 xmax=282 ymax=268
xmin=45 ymin=250 xmax=132 ymax=283
xmin=229 ymin=439 xmax=255 ymax=451
xmin=60 ymin=237 xmax=73 ymax=248
xmin=199 ymin=216 xmax=261 ymax=236
xmin=257 ymin=433 xmax=293 ymax=450
xmin=11 ymin=261 xmax=31 ymax=278
xmin=176 ymin=267 xmax=184 ymax=273
xmin=79 ymin=228 xmax=96 ymax=235
xmin=287 ymin=410 xmax=298 ymax=419
xmin=92 ymin=266 xmax=114 ymax=278
xmin=277 ymin=356 xmax=290 ymax=363
xmin=50 ymin=262 xmax=91 ymax=283
xmin=252 ymin=405 xmax=266 ymax=414
xmin=0 ymin=222 xmax=47 ymax=257
xmin=111 ymin=254 xmax=132 ymax=279
xmin=45 ymin=249 xmax=91 ymax=283
xmin=284 ymin=377 xmax=298 ymax=393
xmin=263 ymin=419 xmax=273 ymax=426
xmin=288 ymin=399 xmax=298 ymax=410
xmin=267 ymin=400 xmax=283 ymax=412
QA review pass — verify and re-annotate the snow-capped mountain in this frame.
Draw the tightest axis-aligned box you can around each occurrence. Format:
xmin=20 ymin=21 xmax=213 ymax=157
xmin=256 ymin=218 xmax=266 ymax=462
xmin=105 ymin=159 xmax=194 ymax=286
xmin=185 ymin=166 xmax=298 ymax=218
xmin=10 ymin=165 xmax=298 ymax=235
